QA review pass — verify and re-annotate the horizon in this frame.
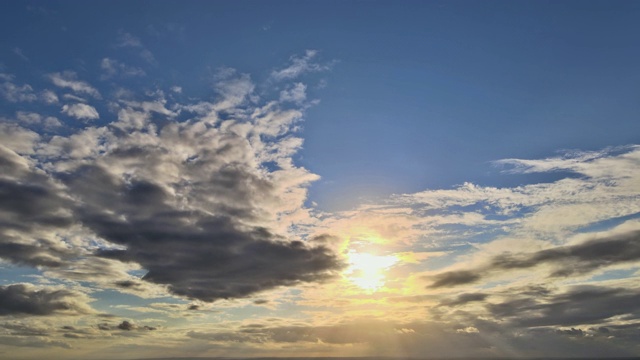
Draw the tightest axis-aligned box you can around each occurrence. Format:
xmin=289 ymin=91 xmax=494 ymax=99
xmin=1 ymin=1 xmax=640 ymax=359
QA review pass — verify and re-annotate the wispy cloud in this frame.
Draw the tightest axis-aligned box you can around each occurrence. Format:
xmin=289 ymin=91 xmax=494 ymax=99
xmin=48 ymin=71 xmax=101 ymax=99
xmin=100 ymin=58 xmax=145 ymax=80
xmin=270 ymin=50 xmax=333 ymax=81
xmin=0 ymin=74 xmax=37 ymax=102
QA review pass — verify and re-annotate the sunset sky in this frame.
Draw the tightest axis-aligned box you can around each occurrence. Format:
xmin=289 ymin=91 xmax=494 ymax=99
xmin=1 ymin=1 xmax=640 ymax=359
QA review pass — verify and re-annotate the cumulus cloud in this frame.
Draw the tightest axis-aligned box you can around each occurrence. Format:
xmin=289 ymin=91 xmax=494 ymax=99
xmin=0 ymin=63 xmax=343 ymax=303
xmin=15 ymin=111 xmax=61 ymax=129
xmin=61 ymin=103 xmax=99 ymax=120
xmin=48 ymin=71 xmax=101 ymax=98
xmin=0 ymin=284 xmax=94 ymax=316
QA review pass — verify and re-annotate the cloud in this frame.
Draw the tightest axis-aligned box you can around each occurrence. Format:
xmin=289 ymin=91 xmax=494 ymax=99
xmin=0 ymin=284 xmax=94 ymax=316
xmin=116 ymin=32 xmax=142 ymax=48
xmin=270 ymin=50 xmax=331 ymax=81
xmin=0 ymin=75 xmax=37 ymax=102
xmin=100 ymin=58 xmax=146 ymax=79
xmin=40 ymin=89 xmax=59 ymax=104
xmin=428 ymin=230 xmax=640 ymax=288
xmin=13 ymin=47 xmax=29 ymax=61
xmin=15 ymin=111 xmax=61 ymax=129
xmin=279 ymin=82 xmax=307 ymax=103
xmin=115 ymin=31 xmax=156 ymax=64
xmin=428 ymin=270 xmax=482 ymax=288
xmin=61 ymin=103 xmax=99 ymax=120
xmin=486 ymin=285 xmax=640 ymax=328
xmin=439 ymin=292 xmax=489 ymax=307
xmin=48 ymin=71 xmax=101 ymax=98
xmin=1 ymin=61 xmax=343 ymax=303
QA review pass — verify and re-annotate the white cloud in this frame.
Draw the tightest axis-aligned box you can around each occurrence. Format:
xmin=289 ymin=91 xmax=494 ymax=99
xmin=48 ymin=71 xmax=101 ymax=99
xmin=40 ymin=89 xmax=59 ymax=104
xmin=116 ymin=31 xmax=156 ymax=64
xmin=16 ymin=111 xmax=42 ymax=124
xmin=16 ymin=112 xmax=62 ymax=129
xmin=62 ymin=93 xmax=87 ymax=103
xmin=0 ymin=75 xmax=37 ymax=102
xmin=279 ymin=82 xmax=307 ymax=103
xmin=271 ymin=50 xmax=332 ymax=81
xmin=116 ymin=31 xmax=142 ymax=48
xmin=0 ymin=123 xmax=40 ymax=154
xmin=61 ymin=103 xmax=99 ymax=120
xmin=13 ymin=47 xmax=29 ymax=61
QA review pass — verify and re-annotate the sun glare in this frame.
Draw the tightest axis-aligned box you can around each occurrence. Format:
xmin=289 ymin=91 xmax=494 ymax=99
xmin=345 ymin=251 xmax=398 ymax=291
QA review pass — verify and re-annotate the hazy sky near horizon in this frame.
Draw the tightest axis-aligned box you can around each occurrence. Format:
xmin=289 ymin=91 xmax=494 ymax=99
xmin=1 ymin=1 xmax=640 ymax=359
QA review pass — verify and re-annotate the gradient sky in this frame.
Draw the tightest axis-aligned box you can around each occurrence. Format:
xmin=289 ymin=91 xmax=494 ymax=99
xmin=1 ymin=1 xmax=640 ymax=359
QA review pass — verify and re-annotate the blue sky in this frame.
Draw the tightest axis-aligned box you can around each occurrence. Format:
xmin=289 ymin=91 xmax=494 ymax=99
xmin=1 ymin=1 xmax=640 ymax=359
xmin=5 ymin=1 xmax=640 ymax=209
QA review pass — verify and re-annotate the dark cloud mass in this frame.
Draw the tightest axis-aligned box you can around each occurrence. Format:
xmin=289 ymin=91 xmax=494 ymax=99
xmin=428 ymin=270 xmax=481 ymax=288
xmin=0 ymin=284 xmax=92 ymax=316
xmin=0 ymin=73 xmax=343 ymax=302
xmin=429 ymin=230 xmax=640 ymax=288
xmin=0 ymin=144 xmax=77 ymax=268
xmin=491 ymin=285 xmax=640 ymax=328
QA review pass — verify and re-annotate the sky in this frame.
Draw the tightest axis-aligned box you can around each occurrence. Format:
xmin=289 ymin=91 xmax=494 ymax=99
xmin=1 ymin=1 xmax=640 ymax=359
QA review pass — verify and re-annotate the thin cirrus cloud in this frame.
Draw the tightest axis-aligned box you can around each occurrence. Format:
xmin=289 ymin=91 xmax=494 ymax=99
xmin=0 ymin=74 xmax=37 ymax=102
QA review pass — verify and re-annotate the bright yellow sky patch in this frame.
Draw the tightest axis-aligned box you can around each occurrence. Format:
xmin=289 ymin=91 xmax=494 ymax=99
xmin=345 ymin=251 xmax=398 ymax=292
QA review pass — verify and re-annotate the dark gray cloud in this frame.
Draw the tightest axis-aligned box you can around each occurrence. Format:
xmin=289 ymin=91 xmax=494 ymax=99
xmin=428 ymin=270 xmax=481 ymax=288
xmin=118 ymin=320 xmax=134 ymax=331
xmin=0 ymin=284 xmax=93 ymax=316
xmin=96 ymin=320 xmax=156 ymax=332
xmin=428 ymin=230 xmax=640 ymax=288
xmin=487 ymin=285 xmax=640 ymax=328
xmin=55 ymin=162 xmax=342 ymax=302
xmin=439 ymin=292 xmax=488 ymax=307
xmin=0 ymin=147 xmax=77 ymax=268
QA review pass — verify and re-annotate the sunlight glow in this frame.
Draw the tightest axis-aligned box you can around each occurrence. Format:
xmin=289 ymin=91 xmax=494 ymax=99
xmin=345 ymin=251 xmax=398 ymax=291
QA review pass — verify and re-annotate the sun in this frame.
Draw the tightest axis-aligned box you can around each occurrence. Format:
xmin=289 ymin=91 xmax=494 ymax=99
xmin=345 ymin=251 xmax=398 ymax=292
